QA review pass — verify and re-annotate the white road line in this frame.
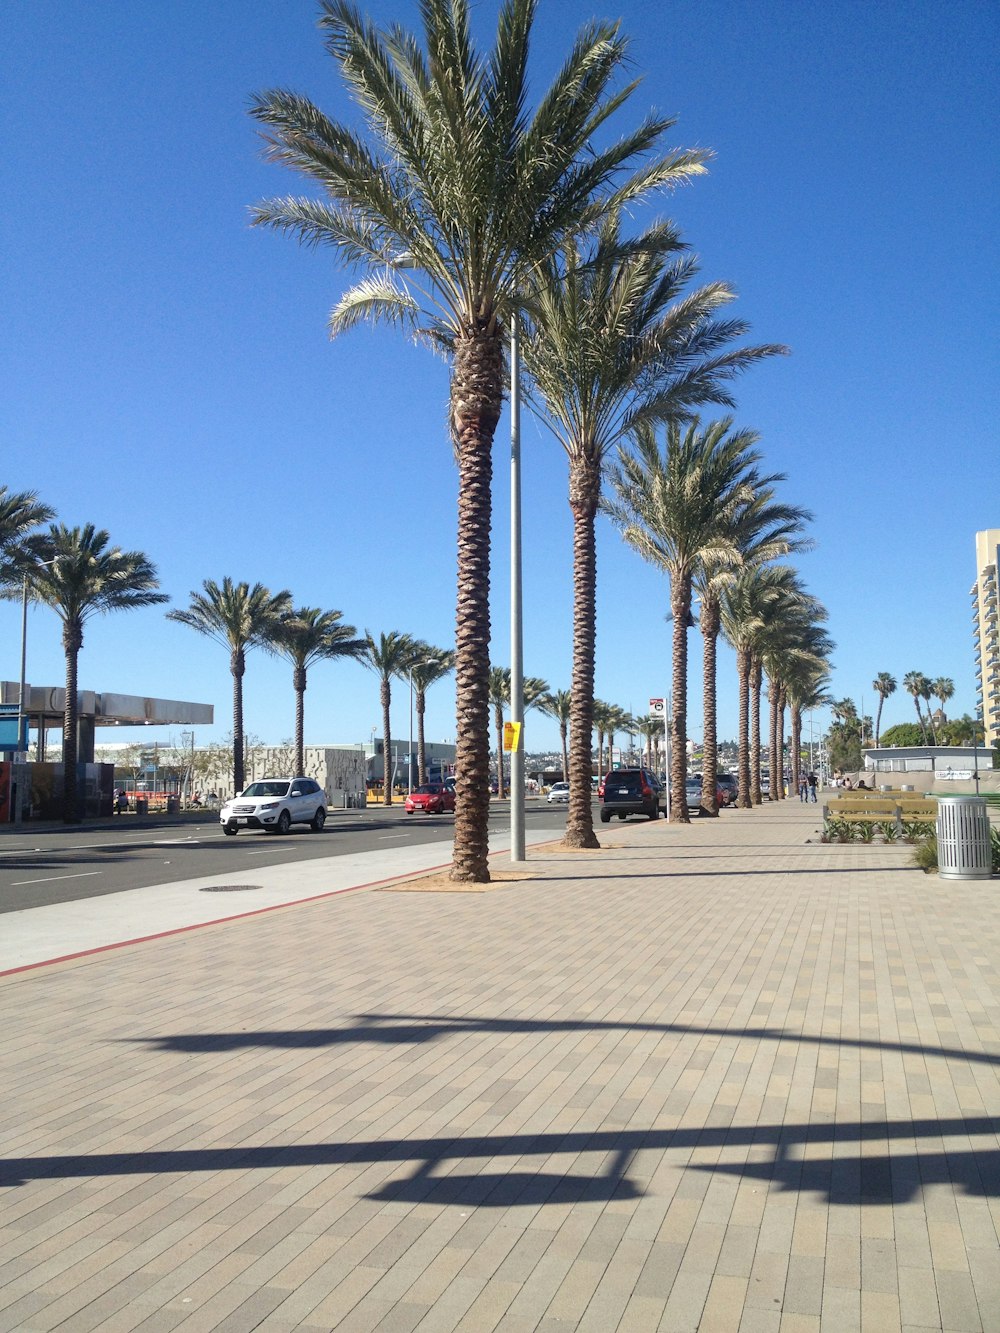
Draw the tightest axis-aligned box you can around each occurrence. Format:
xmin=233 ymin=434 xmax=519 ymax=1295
xmin=379 ymin=834 xmax=408 ymax=840
xmin=11 ymin=871 xmax=104 ymax=887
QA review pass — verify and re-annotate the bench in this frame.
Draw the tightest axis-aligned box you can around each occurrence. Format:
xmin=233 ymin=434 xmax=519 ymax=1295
xmin=822 ymin=797 xmax=936 ymax=835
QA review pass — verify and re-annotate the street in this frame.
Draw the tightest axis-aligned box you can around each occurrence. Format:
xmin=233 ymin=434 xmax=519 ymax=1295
xmin=0 ymin=801 xmax=575 ymax=913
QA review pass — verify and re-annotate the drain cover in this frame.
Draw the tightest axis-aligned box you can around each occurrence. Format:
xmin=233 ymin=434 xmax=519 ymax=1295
xmin=200 ymin=884 xmax=261 ymax=893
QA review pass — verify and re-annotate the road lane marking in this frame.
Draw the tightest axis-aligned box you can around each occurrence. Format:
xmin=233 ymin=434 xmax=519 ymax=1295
xmin=10 ymin=871 xmax=104 ymax=886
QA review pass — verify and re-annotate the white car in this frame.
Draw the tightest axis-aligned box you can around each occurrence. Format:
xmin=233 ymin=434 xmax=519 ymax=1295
xmin=547 ymin=781 xmax=570 ymax=803
xmin=220 ymin=778 xmax=326 ymax=835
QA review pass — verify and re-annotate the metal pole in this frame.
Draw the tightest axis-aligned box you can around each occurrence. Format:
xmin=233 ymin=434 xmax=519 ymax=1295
xmin=13 ymin=575 xmax=29 ymax=826
xmin=510 ymin=314 xmax=525 ymax=862
xmin=408 ymin=668 xmax=414 ymax=796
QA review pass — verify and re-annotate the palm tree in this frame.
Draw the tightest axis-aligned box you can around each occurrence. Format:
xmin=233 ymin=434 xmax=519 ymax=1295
xmin=592 ymin=700 xmax=614 ymax=779
xmin=872 ymin=672 xmax=896 ymax=748
xmin=364 ymin=632 xmax=418 ymax=806
xmin=634 ymin=713 xmax=663 ymax=772
xmin=786 ymin=664 xmax=831 ymax=796
xmin=760 ymin=607 xmax=831 ymax=801
xmin=694 ymin=485 xmax=811 ymax=815
xmin=903 ymin=671 xmax=932 ymax=744
xmin=489 ymin=667 xmax=549 ymax=798
xmin=21 ymin=525 xmax=167 ymax=821
xmin=0 ymin=486 xmax=54 ymax=575
xmin=168 ymin=579 xmax=292 ymax=795
xmin=521 ymin=215 xmax=784 ymax=849
xmin=721 ymin=564 xmax=803 ymax=808
xmin=605 ymin=418 xmax=786 ymax=822
xmin=536 ymin=689 xmax=572 ymax=781
xmin=411 ymin=650 xmax=454 ymax=785
xmin=250 ymin=0 xmax=694 ymax=883
xmin=270 ymin=608 xmax=366 ymax=776
xmin=930 ymin=676 xmax=954 ymax=742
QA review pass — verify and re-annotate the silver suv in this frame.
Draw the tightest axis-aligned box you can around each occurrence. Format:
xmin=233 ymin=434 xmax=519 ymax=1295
xmin=220 ymin=778 xmax=326 ymax=835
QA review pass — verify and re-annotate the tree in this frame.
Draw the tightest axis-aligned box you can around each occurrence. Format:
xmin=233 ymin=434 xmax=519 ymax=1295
xmin=521 ymin=214 xmax=784 ymax=850
xmin=536 ymin=689 xmax=572 ymax=781
xmin=902 ymin=671 xmax=932 ymax=744
xmin=168 ymin=579 xmax=291 ymax=795
xmin=363 ymin=632 xmax=419 ymax=806
xmin=250 ymin=0 xmax=691 ymax=882
xmin=592 ymin=700 xmax=614 ymax=779
xmin=270 ymin=607 xmax=366 ymax=775
xmin=759 ymin=606 xmax=831 ymax=800
xmin=930 ymin=676 xmax=955 ymax=742
xmin=876 ymin=722 xmax=924 ymax=748
xmin=694 ymin=484 xmax=811 ymax=815
xmin=19 ymin=524 xmax=167 ymax=821
xmin=872 ymin=672 xmax=896 ymax=747
xmin=0 ymin=486 xmax=54 ymax=577
xmin=605 ymin=418 xmax=783 ymax=822
xmin=411 ymin=650 xmax=454 ymax=785
xmin=634 ymin=713 xmax=663 ymax=772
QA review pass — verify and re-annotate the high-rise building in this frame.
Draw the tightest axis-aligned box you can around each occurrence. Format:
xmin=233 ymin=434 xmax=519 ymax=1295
xmin=972 ymin=529 xmax=1000 ymax=747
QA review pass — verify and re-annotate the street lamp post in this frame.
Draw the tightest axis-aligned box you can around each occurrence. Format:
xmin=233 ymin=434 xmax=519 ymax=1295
xmin=14 ymin=558 xmax=57 ymax=827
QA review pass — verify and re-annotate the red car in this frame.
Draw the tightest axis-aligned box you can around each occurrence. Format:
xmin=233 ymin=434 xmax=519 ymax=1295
xmin=404 ymin=783 xmax=456 ymax=815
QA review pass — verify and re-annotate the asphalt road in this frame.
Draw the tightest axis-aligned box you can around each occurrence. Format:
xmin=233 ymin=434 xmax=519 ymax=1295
xmin=0 ymin=802 xmax=575 ymax=915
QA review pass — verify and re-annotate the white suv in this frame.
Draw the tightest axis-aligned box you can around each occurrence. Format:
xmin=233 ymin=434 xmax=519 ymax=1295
xmin=220 ymin=778 xmax=326 ymax=835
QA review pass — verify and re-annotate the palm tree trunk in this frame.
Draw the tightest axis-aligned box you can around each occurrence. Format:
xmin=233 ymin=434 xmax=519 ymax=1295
xmin=293 ymin=665 xmax=306 ymax=776
xmin=790 ymin=705 xmax=802 ymax=797
xmin=559 ymin=722 xmax=569 ymax=784
xmin=736 ymin=647 xmax=751 ymax=808
xmin=750 ymin=658 xmax=763 ymax=805
xmin=62 ymin=620 xmax=83 ymax=823
xmin=874 ymin=693 xmax=884 ymax=748
xmin=232 ymin=648 xmax=246 ymax=794
xmin=669 ymin=573 xmax=692 ymax=823
xmin=564 ymin=456 xmax=601 ymax=849
xmin=416 ymin=691 xmax=427 ymax=786
xmin=381 ymin=678 xmax=392 ymax=806
xmin=912 ymin=694 xmax=928 ymax=744
xmin=700 ymin=595 xmax=720 ymax=817
xmin=449 ymin=323 xmax=501 ymax=882
xmin=494 ymin=701 xmax=506 ymax=801
xmin=773 ymin=677 xmax=784 ymax=799
xmin=777 ymin=685 xmax=787 ymax=799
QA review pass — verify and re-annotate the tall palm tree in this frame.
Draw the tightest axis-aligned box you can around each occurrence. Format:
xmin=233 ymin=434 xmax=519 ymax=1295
xmin=521 ymin=215 xmax=784 ymax=849
xmin=786 ymin=663 xmax=831 ymax=795
xmin=0 ymin=486 xmax=54 ymax=575
xmin=489 ymin=667 xmax=549 ymax=797
xmin=929 ymin=676 xmax=954 ymax=742
xmin=694 ymin=485 xmax=811 ymax=815
xmin=168 ymin=579 xmax=291 ymax=795
xmin=721 ymin=564 xmax=803 ymax=808
xmin=605 ymin=418 xmax=785 ymax=822
xmin=269 ymin=607 xmax=366 ymax=776
xmin=536 ymin=689 xmax=572 ymax=781
xmin=250 ymin=0 xmax=695 ymax=883
xmin=21 ymin=525 xmax=167 ymax=822
xmin=760 ymin=606 xmax=831 ymax=801
xmin=364 ymin=632 xmax=418 ymax=805
xmin=411 ymin=650 xmax=454 ymax=785
xmin=634 ymin=713 xmax=662 ymax=772
xmin=592 ymin=700 xmax=614 ymax=779
xmin=872 ymin=672 xmax=896 ymax=747
xmin=903 ymin=671 xmax=932 ymax=744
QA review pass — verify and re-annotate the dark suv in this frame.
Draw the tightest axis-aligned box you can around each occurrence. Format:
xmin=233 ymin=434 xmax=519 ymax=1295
xmin=599 ymin=768 xmax=665 ymax=822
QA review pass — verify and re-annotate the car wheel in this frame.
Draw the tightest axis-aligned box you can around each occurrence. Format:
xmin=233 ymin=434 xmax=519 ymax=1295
xmin=276 ymin=810 xmax=292 ymax=835
xmin=223 ymin=825 xmax=237 ymax=836
xmin=311 ymin=808 xmax=326 ymax=832
xmin=649 ymin=805 xmax=659 ymax=820
xmin=600 ymin=811 xmax=610 ymax=823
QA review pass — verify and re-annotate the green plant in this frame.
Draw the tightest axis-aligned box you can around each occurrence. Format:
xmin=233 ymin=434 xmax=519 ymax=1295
xmin=902 ymin=818 xmax=934 ymax=842
xmin=855 ymin=820 xmax=876 ymax=843
xmin=879 ymin=820 xmax=899 ymax=843
xmin=911 ymin=833 xmax=938 ymax=873
xmin=991 ymin=827 xmax=1000 ymax=875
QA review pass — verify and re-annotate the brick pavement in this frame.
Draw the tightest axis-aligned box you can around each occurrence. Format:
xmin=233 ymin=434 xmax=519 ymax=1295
xmin=2 ymin=800 xmax=999 ymax=1331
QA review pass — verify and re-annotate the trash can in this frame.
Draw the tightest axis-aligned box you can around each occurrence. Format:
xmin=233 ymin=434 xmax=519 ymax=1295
xmin=135 ymin=797 xmax=148 ymax=816
xmin=166 ymin=795 xmax=179 ymax=814
xmin=936 ymin=796 xmax=992 ymax=880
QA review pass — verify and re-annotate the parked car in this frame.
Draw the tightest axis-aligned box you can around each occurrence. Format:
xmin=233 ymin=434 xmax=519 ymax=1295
xmin=599 ymin=768 xmax=665 ymax=822
xmin=220 ymin=778 xmax=326 ymax=835
xmin=716 ymin=773 xmax=738 ymax=805
xmin=404 ymin=783 xmax=456 ymax=815
xmin=684 ymin=777 xmax=704 ymax=814
xmin=547 ymin=781 xmax=570 ymax=803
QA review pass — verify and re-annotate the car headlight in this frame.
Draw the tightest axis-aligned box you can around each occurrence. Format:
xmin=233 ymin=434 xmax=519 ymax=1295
xmin=259 ymin=802 xmax=278 ymax=811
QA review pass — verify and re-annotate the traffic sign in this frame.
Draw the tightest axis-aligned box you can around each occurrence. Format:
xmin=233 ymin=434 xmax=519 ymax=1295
xmin=502 ymin=721 xmax=522 ymax=753
xmin=649 ymin=698 xmax=665 ymax=716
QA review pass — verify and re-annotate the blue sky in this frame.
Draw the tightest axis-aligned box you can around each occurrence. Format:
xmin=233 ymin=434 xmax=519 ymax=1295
xmin=3 ymin=1 xmax=998 ymax=757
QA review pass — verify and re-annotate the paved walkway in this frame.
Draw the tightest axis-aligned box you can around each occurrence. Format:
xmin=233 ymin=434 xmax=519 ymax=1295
xmin=2 ymin=800 xmax=999 ymax=1332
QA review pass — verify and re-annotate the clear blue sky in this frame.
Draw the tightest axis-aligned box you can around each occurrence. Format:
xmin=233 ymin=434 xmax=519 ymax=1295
xmin=3 ymin=1 xmax=998 ymax=756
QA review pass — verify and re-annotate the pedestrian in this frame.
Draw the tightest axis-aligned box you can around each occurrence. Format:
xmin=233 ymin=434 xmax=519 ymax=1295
xmin=798 ymin=774 xmax=808 ymax=802
xmin=807 ymin=772 xmax=818 ymax=802
xmin=115 ymin=788 xmax=128 ymax=815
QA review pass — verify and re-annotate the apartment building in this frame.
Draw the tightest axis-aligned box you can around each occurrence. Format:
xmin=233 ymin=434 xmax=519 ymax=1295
xmin=972 ymin=528 xmax=1000 ymax=747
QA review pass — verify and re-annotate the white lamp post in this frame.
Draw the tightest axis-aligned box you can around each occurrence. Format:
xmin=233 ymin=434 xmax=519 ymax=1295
xmin=14 ymin=558 xmax=57 ymax=826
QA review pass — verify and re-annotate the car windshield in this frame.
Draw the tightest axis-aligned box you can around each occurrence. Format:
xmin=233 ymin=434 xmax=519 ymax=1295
xmin=241 ymin=782 xmax=290 ymax=798
xmin=608 ymin=772 xmax=644 ymax=791
xmin=413 ymin=785 xmax=441 ymax=795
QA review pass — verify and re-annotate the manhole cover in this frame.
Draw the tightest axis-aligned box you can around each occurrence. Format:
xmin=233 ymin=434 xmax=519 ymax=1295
xmin=199 ymin=884 xmax=261 ymax=893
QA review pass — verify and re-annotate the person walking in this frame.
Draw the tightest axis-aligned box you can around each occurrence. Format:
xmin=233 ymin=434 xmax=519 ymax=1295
xmin=808 ymin=772 xmax=818 ymax=802
xmin=798 ymin=774 xmax=809 ymax=802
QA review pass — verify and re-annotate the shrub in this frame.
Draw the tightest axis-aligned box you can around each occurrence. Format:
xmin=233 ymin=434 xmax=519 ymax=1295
xmin=855 ymin=821 xmax=876 ymax=843
xmin=879 ymin=821 xmax=899 ymax=842
xmin=911 ymin=833 xmax=938 ymax=873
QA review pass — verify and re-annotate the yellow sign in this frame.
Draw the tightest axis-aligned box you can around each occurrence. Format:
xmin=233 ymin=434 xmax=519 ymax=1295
xmin=503 ymin=721 xmax=522 ymax=753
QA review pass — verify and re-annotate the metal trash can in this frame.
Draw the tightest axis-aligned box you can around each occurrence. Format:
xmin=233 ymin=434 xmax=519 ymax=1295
xmin=936 ymin=796 xmax=992 ymax=880
xmin=166 ymin=795 xmax=179 ymax=814
xmin=135 ymin=797 xmax=148 ymax=816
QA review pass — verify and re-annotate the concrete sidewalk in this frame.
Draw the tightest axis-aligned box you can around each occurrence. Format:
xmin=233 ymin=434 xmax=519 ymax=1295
xmin=2 ymin=801 xmax=999 ymax=1332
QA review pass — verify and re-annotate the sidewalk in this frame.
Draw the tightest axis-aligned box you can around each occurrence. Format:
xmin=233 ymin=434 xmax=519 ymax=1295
xmin=2 ymin=801 xmax=999 ymax=1332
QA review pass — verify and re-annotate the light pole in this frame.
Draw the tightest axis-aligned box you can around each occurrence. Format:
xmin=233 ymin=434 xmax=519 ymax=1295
xmin=509 ymin=313 xmax=525 ymax=863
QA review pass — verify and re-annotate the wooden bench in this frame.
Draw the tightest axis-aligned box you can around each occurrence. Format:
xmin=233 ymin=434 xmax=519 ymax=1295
xmin=822 ymin=796 xmax=936 ymax=834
